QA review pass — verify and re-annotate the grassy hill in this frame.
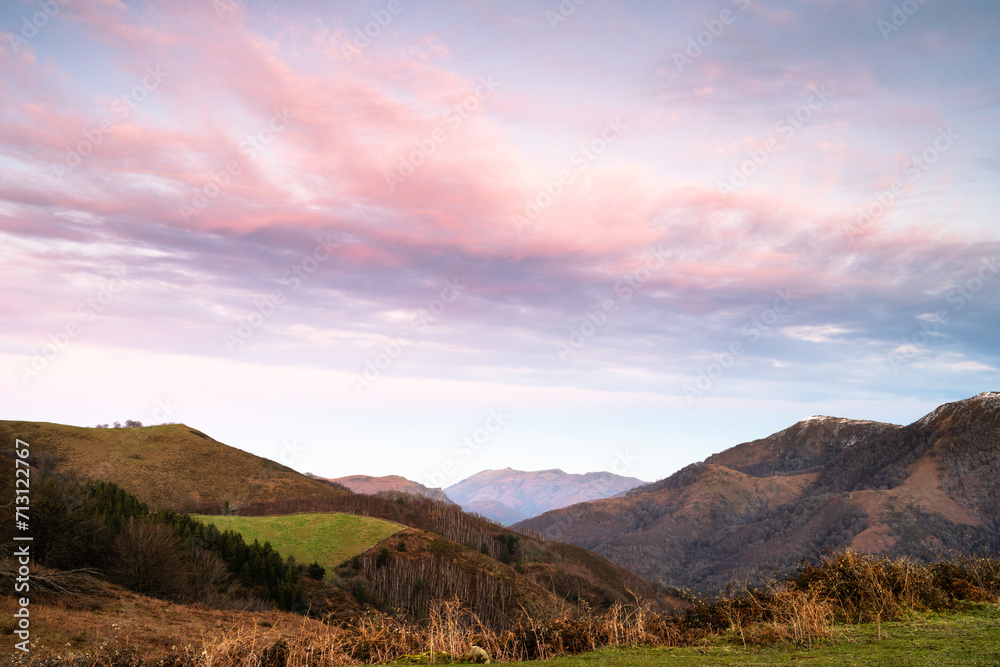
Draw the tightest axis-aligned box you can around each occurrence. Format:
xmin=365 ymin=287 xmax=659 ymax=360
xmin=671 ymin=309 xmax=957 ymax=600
xmin=235 ymin=491 xmax=682 ymax=612
xmin=0 ymin=421 xmax=349 ymax=510
xmin=0 ymin=418 xmax=683 ymax=627
xmin=192 ymin=513 xmax=403 ymax=580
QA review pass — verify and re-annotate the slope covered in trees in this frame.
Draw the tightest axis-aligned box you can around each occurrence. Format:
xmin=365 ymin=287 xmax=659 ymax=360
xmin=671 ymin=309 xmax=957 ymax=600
xmin=0 ymin=466 xmax=310 ymax=611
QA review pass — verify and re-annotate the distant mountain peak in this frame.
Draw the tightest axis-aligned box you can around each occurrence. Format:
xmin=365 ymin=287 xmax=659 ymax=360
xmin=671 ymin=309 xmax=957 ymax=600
xmin=445 ymin=467 xmax=645 ymax=525
xmin=327 ymin=474 xmax=455 ymax=505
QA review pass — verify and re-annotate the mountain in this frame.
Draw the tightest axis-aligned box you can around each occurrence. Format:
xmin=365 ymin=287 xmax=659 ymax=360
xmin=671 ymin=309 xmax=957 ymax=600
xmin=445 ymin=468 xmax=645 ymax=525
xmin=0 ymin=420 xmax=349 ymax=511
xmin=1 ymin=419 xmax=681 ymax=618
xmin=516 ymin=393 xmax=1000 ymax=592
xmin=325 ymin=474 xmax=454 ymax=504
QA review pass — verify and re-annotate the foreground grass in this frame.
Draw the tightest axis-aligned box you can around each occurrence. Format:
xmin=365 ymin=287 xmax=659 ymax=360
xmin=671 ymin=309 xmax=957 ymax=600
xmin=526 ymin=604 xmax=1000 ymax=666
xmin=193 ymin=512 xmax=402 ymax=577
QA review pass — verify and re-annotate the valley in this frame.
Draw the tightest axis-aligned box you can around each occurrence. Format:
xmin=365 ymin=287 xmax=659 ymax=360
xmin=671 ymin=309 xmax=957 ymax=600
xmin=1 ymin=391 xmax=998 ymax=664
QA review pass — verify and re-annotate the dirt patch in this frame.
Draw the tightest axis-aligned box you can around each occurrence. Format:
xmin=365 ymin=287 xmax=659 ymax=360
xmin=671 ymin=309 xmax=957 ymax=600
xmin=896 ymin=442 xmax=979 ymax=525
xmin=847 ymin=491 xmax=899 ymax=553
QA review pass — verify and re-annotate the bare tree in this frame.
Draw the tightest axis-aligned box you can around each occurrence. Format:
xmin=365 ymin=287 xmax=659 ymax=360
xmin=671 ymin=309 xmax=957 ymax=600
xmin=113 ymin=518 xmax=189 ymax=599
xmin=189 ymin=547 xmax=233 ymax=605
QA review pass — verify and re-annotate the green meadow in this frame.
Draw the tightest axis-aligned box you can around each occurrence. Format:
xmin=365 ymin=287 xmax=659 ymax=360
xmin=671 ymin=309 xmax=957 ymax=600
xmin=193 ymin=512 xmax=402 ymax=577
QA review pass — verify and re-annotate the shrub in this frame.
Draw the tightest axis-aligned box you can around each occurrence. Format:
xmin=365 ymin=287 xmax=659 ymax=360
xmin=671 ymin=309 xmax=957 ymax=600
xmin=307 ymin=561 xmax=326 ymax=580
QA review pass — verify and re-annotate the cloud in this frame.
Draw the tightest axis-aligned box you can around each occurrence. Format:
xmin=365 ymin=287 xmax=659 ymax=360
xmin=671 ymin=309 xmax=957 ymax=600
xmin=1 ymin=0 xmax=997 ymax=411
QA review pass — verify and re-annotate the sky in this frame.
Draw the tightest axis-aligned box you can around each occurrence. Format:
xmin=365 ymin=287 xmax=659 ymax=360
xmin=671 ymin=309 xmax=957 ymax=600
xmin=1 ymin=0 xmax=998 ymax=489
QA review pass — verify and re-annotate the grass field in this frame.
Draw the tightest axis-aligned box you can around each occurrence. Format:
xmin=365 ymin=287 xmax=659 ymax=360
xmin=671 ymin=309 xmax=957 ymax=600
xmin=193 ymin=512 xmax=402 ymax=577
xmin=518 ymin=604 xmax=1000 ymax=667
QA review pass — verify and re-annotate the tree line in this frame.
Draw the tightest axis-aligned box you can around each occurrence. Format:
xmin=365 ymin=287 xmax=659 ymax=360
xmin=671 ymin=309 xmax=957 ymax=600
xmin=0 ymin=464 xmax=311 ymax=612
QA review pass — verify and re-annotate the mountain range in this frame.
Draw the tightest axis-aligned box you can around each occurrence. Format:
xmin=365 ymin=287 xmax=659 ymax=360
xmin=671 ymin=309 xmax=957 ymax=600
xmin=4 ymin=391 xmax=996 ymax=605
xmin=516 ymin=392 xmax=1000 ymax=592
xmin=444 ymin=468 xmax=645 ymax=524
xmin=319 ymin=468 xmax=646 ymax=525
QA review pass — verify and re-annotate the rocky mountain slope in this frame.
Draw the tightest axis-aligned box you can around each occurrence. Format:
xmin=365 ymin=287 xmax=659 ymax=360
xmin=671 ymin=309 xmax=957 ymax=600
xmin=446 ymin=468 xmax=644 ymax=524
xmin=516 ymin=393 xmax=1000 ymax=592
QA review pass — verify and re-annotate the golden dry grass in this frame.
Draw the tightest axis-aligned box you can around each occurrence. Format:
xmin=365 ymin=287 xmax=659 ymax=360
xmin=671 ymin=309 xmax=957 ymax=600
xmin=0 ymin=421 xmax=347 ymax=510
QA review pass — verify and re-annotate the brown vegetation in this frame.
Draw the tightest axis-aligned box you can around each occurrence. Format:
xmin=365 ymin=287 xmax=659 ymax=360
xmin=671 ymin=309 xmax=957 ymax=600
xmin=5 ymin=550 xmax=998 ymax=665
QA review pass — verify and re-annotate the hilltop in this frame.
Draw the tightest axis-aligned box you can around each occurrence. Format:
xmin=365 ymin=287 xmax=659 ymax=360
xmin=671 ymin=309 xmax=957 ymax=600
xmin=0 ymin=421 xmax=349 ymax=511
xmin=517 ymin=392 xmax=1000 ymax=592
